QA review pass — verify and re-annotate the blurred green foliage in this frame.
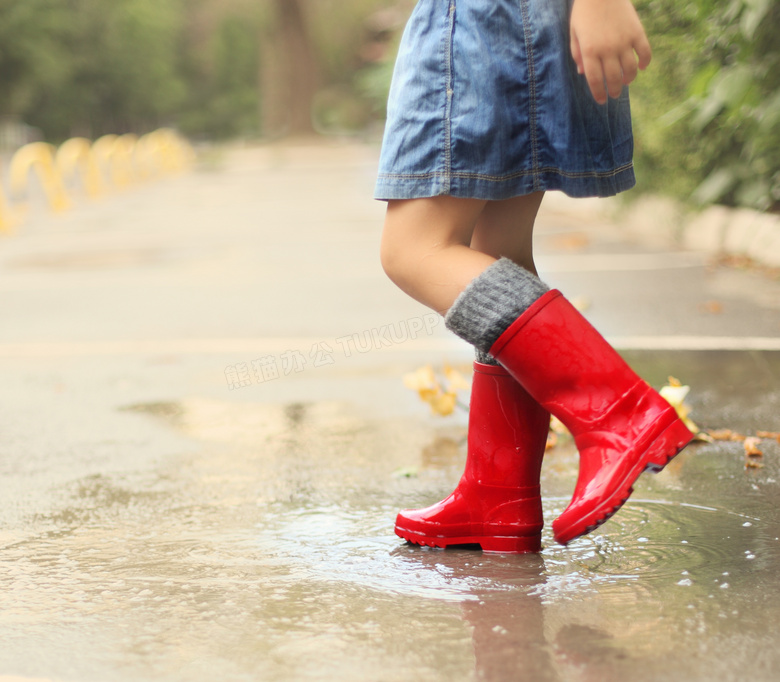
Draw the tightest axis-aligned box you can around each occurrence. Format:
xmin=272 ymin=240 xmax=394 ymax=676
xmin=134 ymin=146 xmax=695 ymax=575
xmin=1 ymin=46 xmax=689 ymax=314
xmin=633 ymin=0 xmax=780 ymax=211
xmin=3 ymin=0 xmax=775 ymax=212
xmin=0 ymin=0 xmax=397 ymax=142
xmin=178 ymin=11 xmax=260 ymax=140
xmin=0 ymin=0 xmax=190 ymax=139
xmin=308 ymin=0 xmax=405 ymax=133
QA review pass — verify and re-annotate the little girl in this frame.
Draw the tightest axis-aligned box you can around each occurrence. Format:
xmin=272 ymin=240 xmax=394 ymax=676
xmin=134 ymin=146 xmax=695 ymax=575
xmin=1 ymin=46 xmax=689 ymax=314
xmin=376 ymin=0 xmax=693 ymax=551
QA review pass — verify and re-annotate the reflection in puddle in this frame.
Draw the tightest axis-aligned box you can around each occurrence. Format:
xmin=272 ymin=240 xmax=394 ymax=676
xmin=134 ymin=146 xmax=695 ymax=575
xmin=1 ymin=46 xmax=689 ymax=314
xmin=3 ymin=397 xmax=780 ymax=681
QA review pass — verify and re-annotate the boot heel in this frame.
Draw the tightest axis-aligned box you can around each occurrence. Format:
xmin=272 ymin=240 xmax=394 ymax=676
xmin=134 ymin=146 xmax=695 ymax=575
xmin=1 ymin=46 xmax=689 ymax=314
xmin=643 ymin=419 xmax=694 ymax=473
xmin=480 ymin=534 xmax=542 ymax=554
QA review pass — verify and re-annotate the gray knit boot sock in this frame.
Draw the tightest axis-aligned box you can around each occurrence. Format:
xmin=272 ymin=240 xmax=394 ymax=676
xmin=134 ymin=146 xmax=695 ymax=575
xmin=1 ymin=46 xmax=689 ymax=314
xmin=445 ymin=258 xmax=550 ymax=354
xmin=475 ymin=348 xmax=500 ymax=365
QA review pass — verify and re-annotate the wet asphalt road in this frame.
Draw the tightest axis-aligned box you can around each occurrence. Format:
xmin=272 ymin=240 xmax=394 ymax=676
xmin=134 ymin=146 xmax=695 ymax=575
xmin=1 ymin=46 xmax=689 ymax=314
xmin=1 ymin=141 xmax=779 ymax=681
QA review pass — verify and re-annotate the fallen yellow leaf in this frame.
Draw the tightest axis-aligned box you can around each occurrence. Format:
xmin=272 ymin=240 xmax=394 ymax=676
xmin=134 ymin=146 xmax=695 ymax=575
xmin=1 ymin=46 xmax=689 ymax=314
xmin=743 ymin=437 xmax=763 ymax=457
xmin=404 ymin=364 xmax=471 ymax=416
xmin=428 ymin=391 xmax=457 ymax=417
xmin=659 ymin=380 xmax=699 ymax=434
xmin=443 ymin=364 xmax=471 ymax=391
xmin=403 ymin=365 xmax=436 ymax=391
xmin=417 ymin=386 xmax=438 ymax=402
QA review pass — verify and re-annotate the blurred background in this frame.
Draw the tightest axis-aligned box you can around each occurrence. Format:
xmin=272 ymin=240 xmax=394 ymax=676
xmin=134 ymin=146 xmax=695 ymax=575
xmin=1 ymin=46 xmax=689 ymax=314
xmin=0 ymin=0 xmax=777 ymax=212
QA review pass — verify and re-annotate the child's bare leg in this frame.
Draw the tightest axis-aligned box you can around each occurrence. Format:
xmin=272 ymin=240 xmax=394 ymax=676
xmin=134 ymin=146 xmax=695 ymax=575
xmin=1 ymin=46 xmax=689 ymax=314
xmin=470 ymin=192 xmax=545 ymax=276
xmin=380 ymin=196 xmax=493 ymax=315
xmin=380 ymin=194 xmax=544 ymax=316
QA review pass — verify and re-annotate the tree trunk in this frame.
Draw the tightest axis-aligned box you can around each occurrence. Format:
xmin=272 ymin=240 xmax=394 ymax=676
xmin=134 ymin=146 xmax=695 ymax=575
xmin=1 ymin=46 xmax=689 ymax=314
xmin=261 ymin=0 xmax=319 ymax=137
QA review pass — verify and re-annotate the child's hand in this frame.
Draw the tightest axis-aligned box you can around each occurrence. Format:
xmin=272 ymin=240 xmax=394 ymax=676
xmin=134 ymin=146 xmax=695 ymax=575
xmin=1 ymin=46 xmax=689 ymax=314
xmin=569 ymin=0 xmax=652 ymax=105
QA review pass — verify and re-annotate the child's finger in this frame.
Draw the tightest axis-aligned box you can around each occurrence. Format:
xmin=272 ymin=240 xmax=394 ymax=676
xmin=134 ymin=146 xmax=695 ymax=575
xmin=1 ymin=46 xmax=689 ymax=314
xmin=603 ymin=56 xmax=624 ymax=99
xmin=635 ymin=34 xmax=652 ymax=70
xmin=582 ymin=59 xmax=608 ymax=105
xmin=619 ymin=49 xmax=638 ymax=86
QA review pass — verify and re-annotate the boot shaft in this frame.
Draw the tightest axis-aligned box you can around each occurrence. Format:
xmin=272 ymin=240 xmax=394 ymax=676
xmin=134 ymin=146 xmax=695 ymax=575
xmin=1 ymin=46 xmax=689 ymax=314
xmin=466 ymin=362 xmax=550 ymax=488
xmin=491 ymin=291 xmax=665 ymax=437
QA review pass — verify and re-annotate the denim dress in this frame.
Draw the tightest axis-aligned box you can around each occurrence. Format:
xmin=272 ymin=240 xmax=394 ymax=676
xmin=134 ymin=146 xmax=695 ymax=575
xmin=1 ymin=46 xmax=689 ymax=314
xmin=375 ymin=0 xmax=636 ymax=200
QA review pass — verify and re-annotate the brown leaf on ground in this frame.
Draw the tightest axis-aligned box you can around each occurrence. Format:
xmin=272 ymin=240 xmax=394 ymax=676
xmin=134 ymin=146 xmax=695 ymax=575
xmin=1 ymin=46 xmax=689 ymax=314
xmin=756 ymin=430 xmax=780 ymax=441
xmin=699 ymin=300 xmax=724 ymax=314
xmin=707 ymin=429 xmax=746 ymax=442
xmin=745 ymin=458 xmax=764 ymax=469
xmin=551 ymin=233 xmax=590 ymax=251
xmin=743 ymin=436 xmax=763 ymax=457
xmin=546 ymin=432 xmax=558 ymax=451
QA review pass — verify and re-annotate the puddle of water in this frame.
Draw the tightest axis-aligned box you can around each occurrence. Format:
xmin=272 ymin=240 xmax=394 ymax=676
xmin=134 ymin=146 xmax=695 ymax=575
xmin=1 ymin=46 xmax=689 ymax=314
xmin=3 ymin=391 xmax=780 ymax=682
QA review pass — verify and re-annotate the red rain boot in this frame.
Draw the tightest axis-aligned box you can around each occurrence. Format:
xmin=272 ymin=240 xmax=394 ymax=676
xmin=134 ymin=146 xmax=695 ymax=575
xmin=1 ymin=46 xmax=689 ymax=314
xmin=395 ymin=361 xmax=550 ymax=553
xmin=490 ymin=290 xmax=694 ymax=546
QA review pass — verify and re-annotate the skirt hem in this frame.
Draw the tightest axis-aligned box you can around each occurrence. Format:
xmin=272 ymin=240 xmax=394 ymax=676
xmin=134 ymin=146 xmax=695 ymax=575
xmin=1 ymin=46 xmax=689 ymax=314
xmin=374 ymin=164 xmax=636 ymax=201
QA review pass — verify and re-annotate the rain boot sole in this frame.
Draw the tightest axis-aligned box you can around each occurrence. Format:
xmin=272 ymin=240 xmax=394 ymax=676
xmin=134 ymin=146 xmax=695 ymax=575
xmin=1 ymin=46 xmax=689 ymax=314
xmin=395 ymin=526 xmax=542 ymax=554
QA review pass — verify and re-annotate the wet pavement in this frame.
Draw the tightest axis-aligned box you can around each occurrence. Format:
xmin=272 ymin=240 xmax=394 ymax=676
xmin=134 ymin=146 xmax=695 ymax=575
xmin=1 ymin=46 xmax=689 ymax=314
xmin=2 ymin=141 xmax=780 ymax=681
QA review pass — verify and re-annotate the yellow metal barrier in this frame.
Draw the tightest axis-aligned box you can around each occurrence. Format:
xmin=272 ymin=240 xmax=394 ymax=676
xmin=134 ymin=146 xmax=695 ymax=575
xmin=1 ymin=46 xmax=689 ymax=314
xmin=92 ymin=133 xmax=146 ymax=189
xmin=1 ymin=129 xmax=194 ymax=237
xmin=55 ymin=137 xmax=103 ymax=198
xmin=10 ymin=142 xmax=71 ymax=213
xmin=0 ymin=185 xmax=15 ymax=234
xmin=112 ymin=134 xmax=138 ymax=188
xmin=160 ymin=128 xmax=194 ymax=173
xmin=91 ymin=134 xmax=119 ymax=190
xmin=134 ymin=133 xmax=159 ymax=182
xmin=138 ymin=129 xmax=195 ymax=176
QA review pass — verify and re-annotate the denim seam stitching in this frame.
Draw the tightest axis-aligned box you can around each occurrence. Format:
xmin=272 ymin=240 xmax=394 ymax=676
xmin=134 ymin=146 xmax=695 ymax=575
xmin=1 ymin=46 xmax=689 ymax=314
xmin=520 ymin=0 xmax=540 ymax=191
xmin=443 ymin=0 xmax=457 ymax=193
xmin=377 ymin=162 xmax=634 ymax=182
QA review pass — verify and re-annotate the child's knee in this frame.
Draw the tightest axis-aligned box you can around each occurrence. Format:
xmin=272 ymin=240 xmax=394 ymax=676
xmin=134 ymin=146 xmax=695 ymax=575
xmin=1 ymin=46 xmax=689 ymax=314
xmin=379 ymin=225 xmax=407 ymax=287
xmin=379 ymin=202 xmax=414 ymax=283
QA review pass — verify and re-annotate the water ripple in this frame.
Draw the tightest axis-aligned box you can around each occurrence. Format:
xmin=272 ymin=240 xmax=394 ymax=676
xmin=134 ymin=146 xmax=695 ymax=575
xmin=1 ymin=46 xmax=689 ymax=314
xmin=256 ymin=496 xmax=775 ymax=605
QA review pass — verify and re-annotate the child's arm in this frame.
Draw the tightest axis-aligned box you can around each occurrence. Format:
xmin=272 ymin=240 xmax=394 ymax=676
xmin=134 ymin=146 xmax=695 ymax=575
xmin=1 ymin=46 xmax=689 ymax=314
xmin=569 ymin=0 xmax=652 ymax=105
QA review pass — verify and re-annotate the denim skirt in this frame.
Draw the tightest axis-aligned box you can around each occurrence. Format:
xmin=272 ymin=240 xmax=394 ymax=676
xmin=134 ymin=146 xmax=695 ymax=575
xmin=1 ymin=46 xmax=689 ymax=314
xmin=374 ymin=0 xmax=636 ymax=200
